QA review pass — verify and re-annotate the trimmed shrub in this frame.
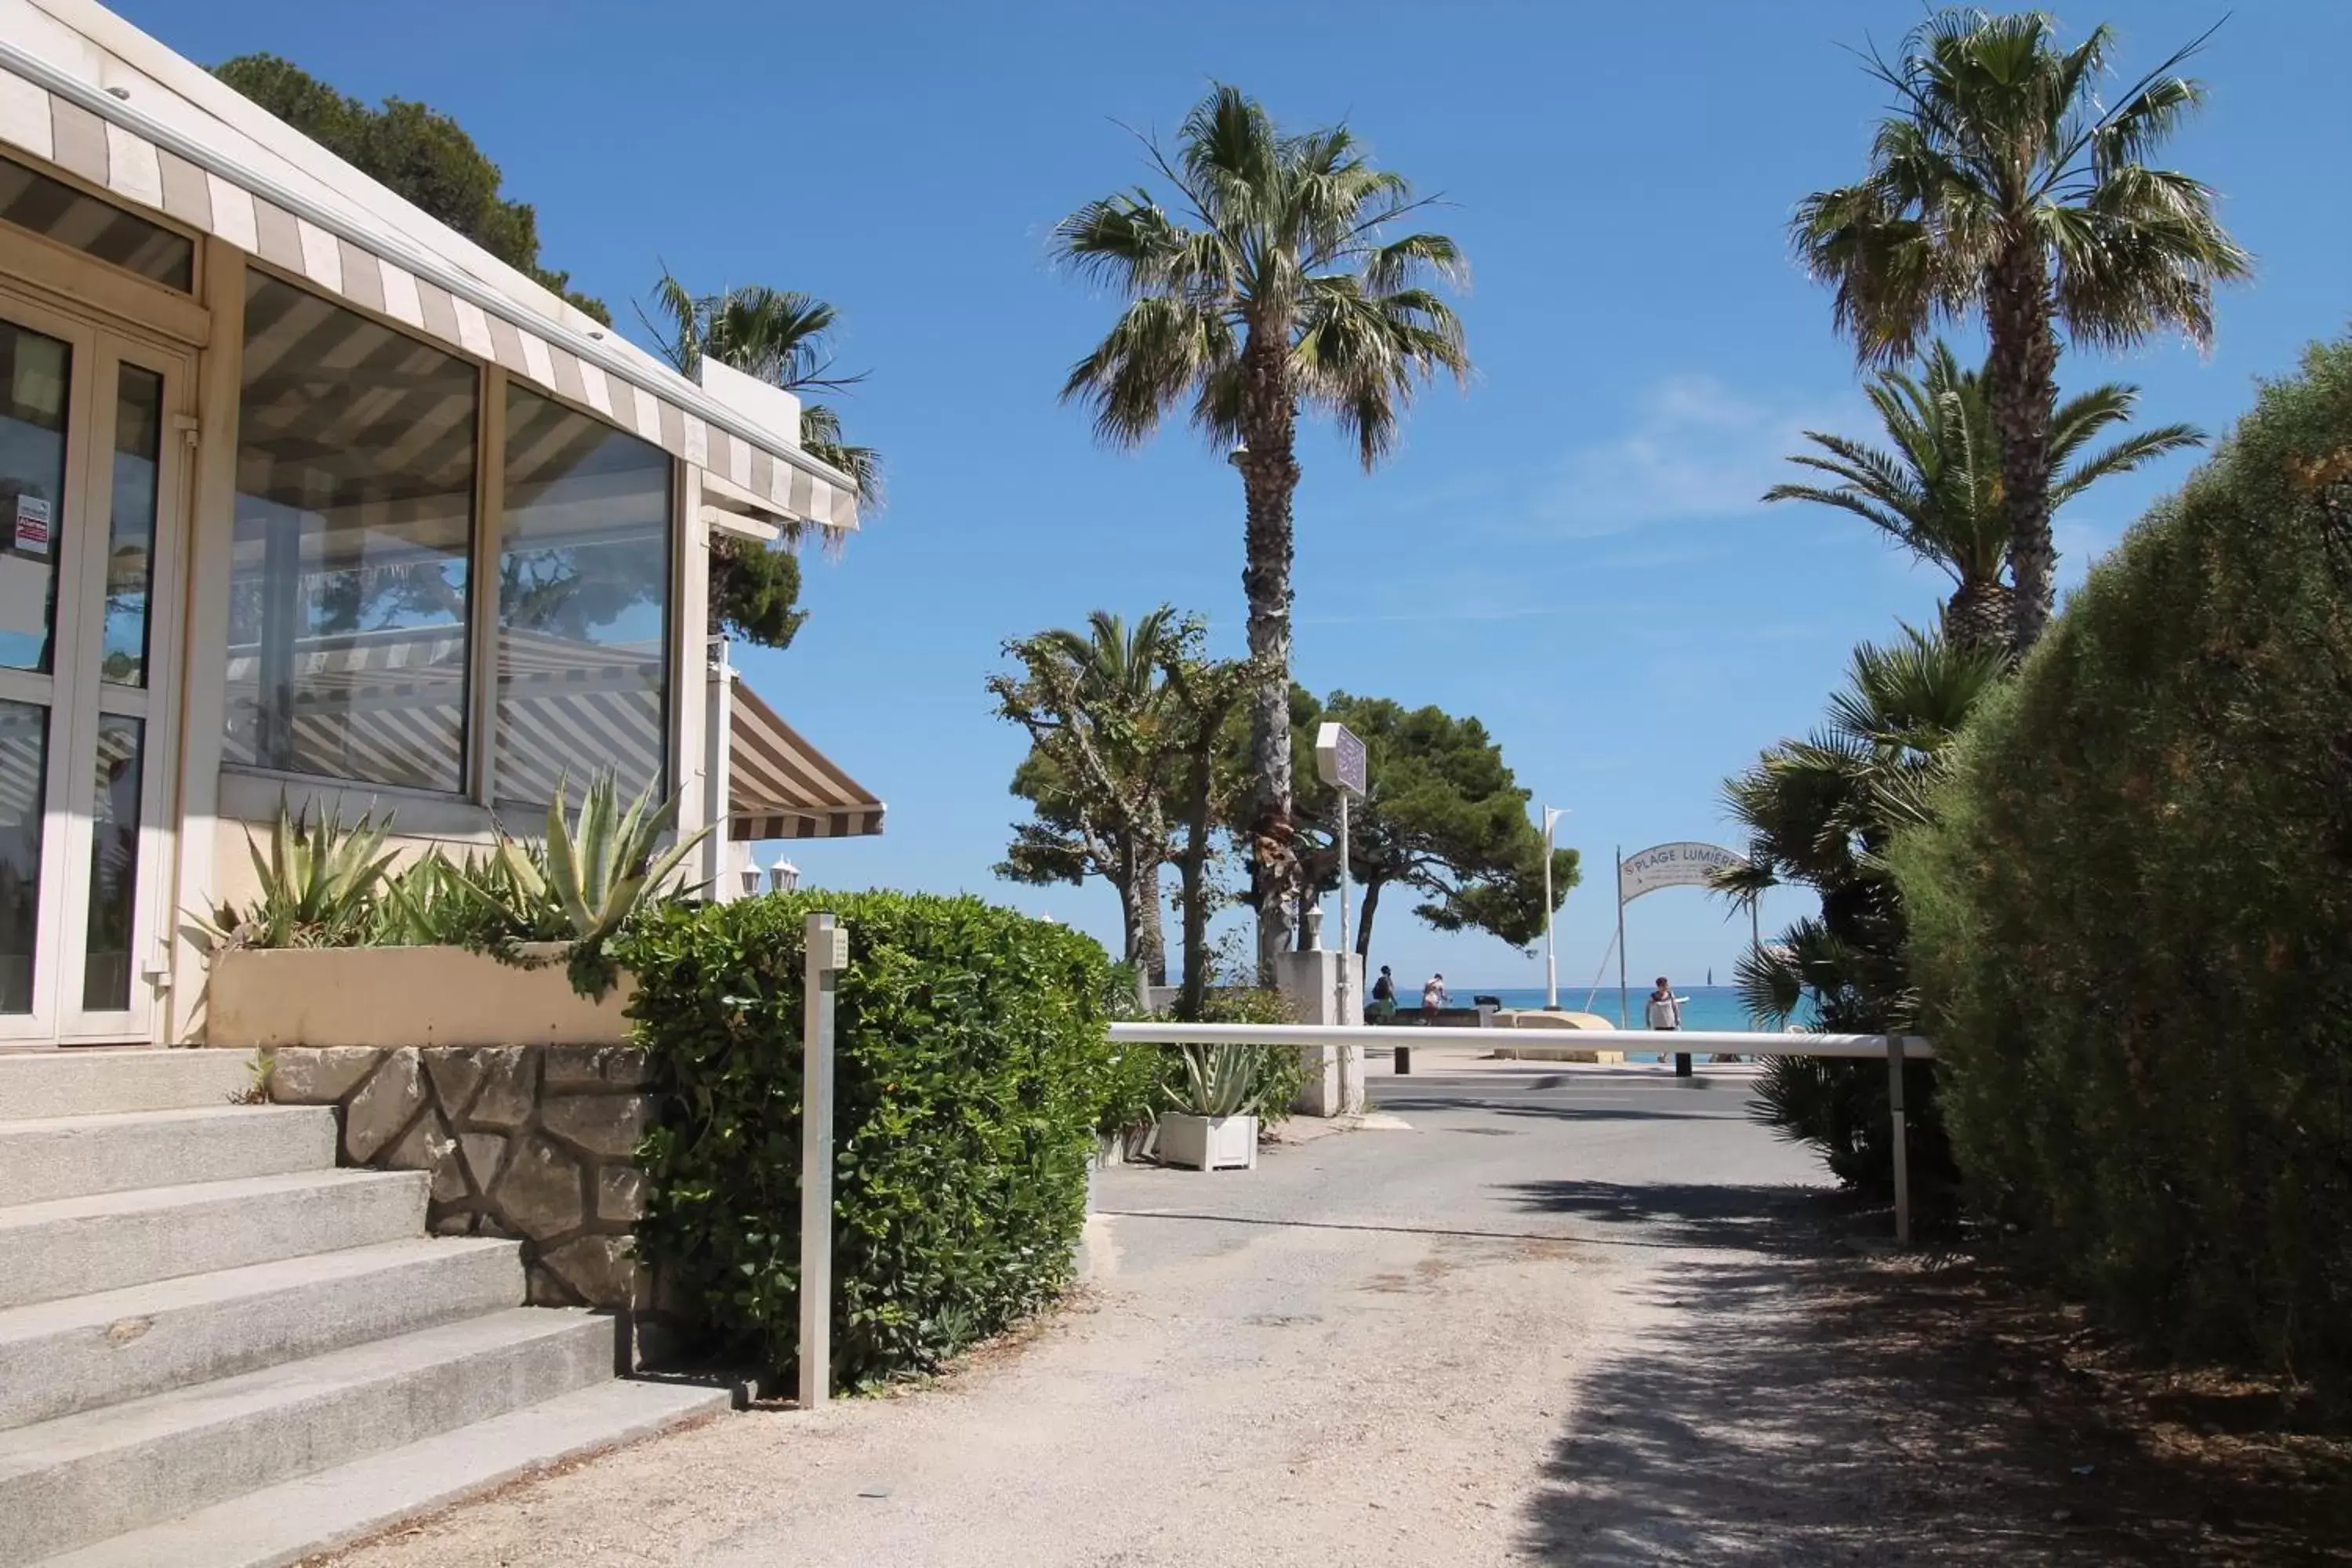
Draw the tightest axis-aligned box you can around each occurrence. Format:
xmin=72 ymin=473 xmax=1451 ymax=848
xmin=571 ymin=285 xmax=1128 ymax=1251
xmin=619 ymin=891 xmax=1115 ymax=1387
xmin=1894 ymin=337 xmax=2352 ymax=1392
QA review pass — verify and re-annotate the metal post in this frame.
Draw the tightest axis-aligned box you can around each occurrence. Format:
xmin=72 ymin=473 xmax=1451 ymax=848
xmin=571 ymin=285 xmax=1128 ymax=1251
xmin=1886 ymin=1034 xmax=1911 ymax=1247
xmin=1395 ymin=1040 xmax=1411 ymax=1075
xmin=1335 ymin=791 xmax=1352 ymax=1025
xmin=1615 ymin=846 xmax=1628 ymax=1029
xmin=797 ymin=913 xmax=843 ymax=1407
xmin=1542 ymin=807 xmax=1559 ymax=1011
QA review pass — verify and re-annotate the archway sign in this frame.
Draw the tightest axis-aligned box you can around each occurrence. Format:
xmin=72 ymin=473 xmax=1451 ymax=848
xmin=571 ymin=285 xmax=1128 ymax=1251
xmin=1615 ymin=841 xmax=1759 ymax=1029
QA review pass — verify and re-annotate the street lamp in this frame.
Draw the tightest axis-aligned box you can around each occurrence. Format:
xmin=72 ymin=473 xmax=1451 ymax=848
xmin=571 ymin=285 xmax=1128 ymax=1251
xmin=1542 ymin=806 xmax=1569 ymax=1011
xmin=769 ymin=857 xmax=800 ymax=895
xmin=738 ymin=863 xmax=763 ymax=899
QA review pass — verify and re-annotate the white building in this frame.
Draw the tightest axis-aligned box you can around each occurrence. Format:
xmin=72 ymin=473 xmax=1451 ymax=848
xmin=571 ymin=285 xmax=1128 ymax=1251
xmin=0 ymin=0 xmax=883 ymax=1047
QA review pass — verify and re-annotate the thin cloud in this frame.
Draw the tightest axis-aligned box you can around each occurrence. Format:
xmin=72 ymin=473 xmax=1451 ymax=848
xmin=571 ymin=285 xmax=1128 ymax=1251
xmin=1489 ymin=375 xmax=1867 ymax=542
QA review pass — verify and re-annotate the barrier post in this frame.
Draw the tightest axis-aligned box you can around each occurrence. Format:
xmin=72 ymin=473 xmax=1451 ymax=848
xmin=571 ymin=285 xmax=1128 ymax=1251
xmin=797 ymin=912 xmax=845 ymax=1407
xmin=1886 ymin=1033 xmax=1911 ymax=1247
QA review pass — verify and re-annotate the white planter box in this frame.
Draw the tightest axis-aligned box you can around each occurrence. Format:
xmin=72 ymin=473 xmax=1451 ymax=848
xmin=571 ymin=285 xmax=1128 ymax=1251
xmin=1157 ymin=1112 xmax=1258 ymax=1171
xmin=205 ymin=946 xmax=634 ymax=1049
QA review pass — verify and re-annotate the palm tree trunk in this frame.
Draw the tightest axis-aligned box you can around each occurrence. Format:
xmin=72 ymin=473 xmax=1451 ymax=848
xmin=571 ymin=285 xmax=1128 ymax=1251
xmin=1171 ymin=761 xmax=1214 ymax=1025
xmin=1237 ymin=324 xmax=1302 ymax=978
xmin=1987 ymin=241 xmax=2060 ymax=653
xmin=1941 ymin=576 xmax=2016 ymax=655
xmin=1121 ymin=857 xmax=1168 ymax=988
xmin=1353 ymin=876 xmax=1384 ymax=960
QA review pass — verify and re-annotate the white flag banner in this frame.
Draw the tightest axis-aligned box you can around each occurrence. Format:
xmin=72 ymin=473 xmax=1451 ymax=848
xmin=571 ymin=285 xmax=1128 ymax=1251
xmin=1618 ymin=840 xmax=1748 ymax=904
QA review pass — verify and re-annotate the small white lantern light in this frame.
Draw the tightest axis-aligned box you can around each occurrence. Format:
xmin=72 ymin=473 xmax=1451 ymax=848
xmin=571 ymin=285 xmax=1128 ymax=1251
xmin=769 ymin=856 xmax=800 ymax=894
xmin=738 ymin=864 xmax=763 ymax=898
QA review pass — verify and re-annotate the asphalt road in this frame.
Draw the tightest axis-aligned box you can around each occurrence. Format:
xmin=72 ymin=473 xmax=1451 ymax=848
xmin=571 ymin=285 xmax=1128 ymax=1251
xmin=319 ymin=1060 xmax=1984 ymax=1568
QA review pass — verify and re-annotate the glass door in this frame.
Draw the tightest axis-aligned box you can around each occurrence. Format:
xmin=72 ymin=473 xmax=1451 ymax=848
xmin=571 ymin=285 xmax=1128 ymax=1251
xmin=0 ymin=290 xmax=186 ymax=1043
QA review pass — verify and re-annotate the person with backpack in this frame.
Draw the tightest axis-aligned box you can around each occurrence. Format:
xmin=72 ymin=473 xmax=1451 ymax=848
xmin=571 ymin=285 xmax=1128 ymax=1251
xmin=1369 ymin=964 xmax=1398 ymax=1022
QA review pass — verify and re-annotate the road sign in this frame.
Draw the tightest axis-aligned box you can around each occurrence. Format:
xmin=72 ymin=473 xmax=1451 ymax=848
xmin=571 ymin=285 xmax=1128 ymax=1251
xmin=1315 ymin=722 xmax=1366 ymax=796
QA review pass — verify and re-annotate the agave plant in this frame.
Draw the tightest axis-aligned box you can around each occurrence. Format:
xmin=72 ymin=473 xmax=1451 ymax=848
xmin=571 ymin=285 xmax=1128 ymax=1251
xmin=1176 ymin=1043 xmax=1258 ymax=1119
xmin=463 ymin=771 xmax=708 ymax=996
xmin=368 ymin=849 xmax=504 ymax=949
xmin=201 ymin=799 xmax=399 ymax=950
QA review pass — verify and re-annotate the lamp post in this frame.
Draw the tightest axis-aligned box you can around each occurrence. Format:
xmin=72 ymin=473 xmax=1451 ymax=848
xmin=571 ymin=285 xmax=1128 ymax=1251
xmin=1542 ymin=806 xmax=1568 ymax=1011
xmin=769 ymin=857 xmax=799 ymax=895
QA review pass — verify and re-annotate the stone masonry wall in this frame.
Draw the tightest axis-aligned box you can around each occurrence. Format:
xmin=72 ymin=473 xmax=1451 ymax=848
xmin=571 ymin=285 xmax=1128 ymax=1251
xmin=268 ymin=1044 xmax=651 ymax=1312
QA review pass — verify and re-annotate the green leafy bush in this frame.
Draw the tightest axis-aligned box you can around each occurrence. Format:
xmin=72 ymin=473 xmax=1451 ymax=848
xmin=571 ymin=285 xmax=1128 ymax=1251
xmin=1894 ymin=336 xmax=2352 ymax=1394
xmin=1195 ymin=985 xmax=1305 ymax=1124
xmin=618 ymin=891 xmax=1116 ymax=1387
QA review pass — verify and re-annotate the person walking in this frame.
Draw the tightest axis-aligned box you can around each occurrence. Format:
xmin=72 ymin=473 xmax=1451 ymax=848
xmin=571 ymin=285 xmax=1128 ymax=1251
xmin=1646 ymin=975 xmax=1693 ymax=1077
xmin=1369 ymin=964 xmax=1398 ymax=1022
xmin=1421 ymin=971 xmax=1450 ymax=1020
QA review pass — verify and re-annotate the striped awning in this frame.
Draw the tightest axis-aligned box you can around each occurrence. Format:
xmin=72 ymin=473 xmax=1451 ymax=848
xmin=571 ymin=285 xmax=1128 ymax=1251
xmin=220 ymin=625 xmax=879 ymax=840
xmin=730 ymin=681 xmax=885 ymax=842
xmin=0 ymin=40 xmax=859 ymax=531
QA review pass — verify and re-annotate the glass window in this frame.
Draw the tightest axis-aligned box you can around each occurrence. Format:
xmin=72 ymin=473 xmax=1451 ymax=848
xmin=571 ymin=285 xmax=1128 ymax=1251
xmin=0 ymin=700 xmax=45 ymax=1014
xmin=228 ymin=274 xmax=476 ymax=793
xmin=496 ymin=386 xmax=670 ymax=811
xmin=103 ymin=365 xmax=162 ymax=685
xmin=83 ymin=714 xmax=141 ymax=1011
xmin=0 ymin=320 xmax=67 ymax=674
xmin=0 ymin=153 xmax=193 ymax=291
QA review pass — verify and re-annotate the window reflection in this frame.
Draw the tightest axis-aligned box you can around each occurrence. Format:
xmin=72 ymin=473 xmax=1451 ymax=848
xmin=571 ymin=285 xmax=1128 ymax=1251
xmin=496 ymin=387 xmax=670 ymax=810
xmin=0 ymin=153 xmax=193 ymax=291
xmin=0 ymin=321 xmax=67 ymax=674
xmin=83 ymin=716 xmax=141 ymax=1011
xmin=227 ymin=275 xmax=475 ymax=792
xmin=0 ymin=700 xmax=45 ymax=1014
xmin=103 ymin=365 xmax=162 ymax=685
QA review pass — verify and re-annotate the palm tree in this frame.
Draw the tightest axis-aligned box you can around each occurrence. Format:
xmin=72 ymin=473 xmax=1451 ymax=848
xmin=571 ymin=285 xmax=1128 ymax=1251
xmin=1716 ymin=627 xmax=2007 ymax=1196
xmin=1764 ymin=341 xmax=2201 ymax=651
xmin=1053 ymin=85 xmax=1471 ymax=970
xmin=1793 ymin=10 xmax=2249 ymax=653
xmin=644 ymin=274 xmax=883 ymax=508
xmin=1000 ymin=610 xmax=1183 ymax=985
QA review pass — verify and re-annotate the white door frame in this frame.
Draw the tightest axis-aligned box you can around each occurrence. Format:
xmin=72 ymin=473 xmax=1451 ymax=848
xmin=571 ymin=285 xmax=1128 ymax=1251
xmin=0 ymin=283 xmax=191 ymax=1044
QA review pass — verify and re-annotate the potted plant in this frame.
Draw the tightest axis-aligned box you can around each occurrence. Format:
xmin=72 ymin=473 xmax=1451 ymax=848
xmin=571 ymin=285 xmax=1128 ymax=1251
xmin=1156 ymin=1043 xmax=1259 ymax=1171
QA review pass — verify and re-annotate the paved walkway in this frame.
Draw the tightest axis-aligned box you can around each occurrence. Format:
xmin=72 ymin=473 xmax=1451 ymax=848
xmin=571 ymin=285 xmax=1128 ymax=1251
xmin=310 ymin=1062 xmax=2077 ymax=1566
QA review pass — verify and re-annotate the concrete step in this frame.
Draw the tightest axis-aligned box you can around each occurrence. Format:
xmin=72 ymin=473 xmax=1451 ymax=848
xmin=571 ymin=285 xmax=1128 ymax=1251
xmin=0 ymin=1051 xmax=254 ymax=1120
xmin=0 ymin=1105 xmax=336 ymax=1209
xmin=33 ymin=1377 xmax=728 ymax=1568
xmin=0 ymin=1170 xmax=429 ymax=1311
xmin=0 ymin=1307 xmax=619 ymax=1566
xmin=0 ymin=1238 xmax=526 ymax=1432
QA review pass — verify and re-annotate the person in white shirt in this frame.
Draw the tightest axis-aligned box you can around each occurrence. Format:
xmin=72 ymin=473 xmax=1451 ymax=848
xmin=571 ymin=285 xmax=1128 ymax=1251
xmin=1421 ymin=973 xmax=1450 ymax=1017
xmin=1644 ymin=977 xmax=1687 ymax=1030
xmin=1646 ymin=975 xmax=1692 ymax=1076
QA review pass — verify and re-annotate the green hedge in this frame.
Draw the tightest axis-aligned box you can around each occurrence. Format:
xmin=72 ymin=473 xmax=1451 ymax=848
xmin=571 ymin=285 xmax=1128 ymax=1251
xmin=1894 ymin=338 xmax=2352 ymax=1392
xmin=619 ymin=891 xmax=1115 ymax=1387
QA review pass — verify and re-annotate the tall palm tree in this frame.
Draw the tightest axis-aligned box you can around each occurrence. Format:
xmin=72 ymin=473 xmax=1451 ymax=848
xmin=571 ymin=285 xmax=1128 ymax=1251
xmin=1793 ymin=10 xmax=2249 ymax=653
xmin=644 ymin=274 xmax=883 ymax=508
xmin=1764 ymin=341 xmax=2201 ymax=651
xmin=1053 ymin=85 xmax=1471 ymax=970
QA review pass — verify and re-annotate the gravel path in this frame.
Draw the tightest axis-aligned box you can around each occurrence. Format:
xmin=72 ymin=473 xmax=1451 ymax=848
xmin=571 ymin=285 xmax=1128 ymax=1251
xmin=312 ymin=1060 xmax=2034 ymax=1567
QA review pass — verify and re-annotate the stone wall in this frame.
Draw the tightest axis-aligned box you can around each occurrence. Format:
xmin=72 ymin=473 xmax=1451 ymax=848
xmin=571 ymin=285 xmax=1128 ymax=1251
xmin=268 ymin=1044 xmax=651 ymax=1312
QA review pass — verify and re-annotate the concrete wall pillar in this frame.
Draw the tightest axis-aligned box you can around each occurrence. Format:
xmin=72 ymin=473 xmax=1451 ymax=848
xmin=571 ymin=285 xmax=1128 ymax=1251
xmin=1272 ymin=949 xmax=1365 ymax=1117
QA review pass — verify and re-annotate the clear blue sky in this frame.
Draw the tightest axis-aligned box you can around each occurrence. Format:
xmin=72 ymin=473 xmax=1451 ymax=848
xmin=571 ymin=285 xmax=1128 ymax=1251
xmin=128 ymin=0 xmax=2352 ymax=993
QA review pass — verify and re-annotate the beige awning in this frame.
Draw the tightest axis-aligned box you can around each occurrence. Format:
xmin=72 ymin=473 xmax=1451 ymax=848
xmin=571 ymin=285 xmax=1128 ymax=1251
xmin=0 ymin=37 xmax=859 ymax=531
xmin=729 ymin=681 xmax=884 ymax=842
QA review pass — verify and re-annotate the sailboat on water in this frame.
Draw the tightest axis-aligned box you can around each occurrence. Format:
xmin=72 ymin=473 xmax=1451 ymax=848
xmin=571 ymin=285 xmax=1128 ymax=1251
xmin=1706 ymin=967 xmax=1713 ymax=986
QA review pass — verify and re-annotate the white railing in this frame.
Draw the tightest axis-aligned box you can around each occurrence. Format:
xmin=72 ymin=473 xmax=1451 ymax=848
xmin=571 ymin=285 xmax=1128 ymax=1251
xmin=1107 ymin=1022 xmax=1933 ymax=1246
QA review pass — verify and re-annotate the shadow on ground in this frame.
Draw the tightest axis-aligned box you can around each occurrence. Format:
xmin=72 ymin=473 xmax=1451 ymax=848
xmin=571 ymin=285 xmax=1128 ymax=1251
xmin=1504 ymin=1182 xmax=2352 ymax=1566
